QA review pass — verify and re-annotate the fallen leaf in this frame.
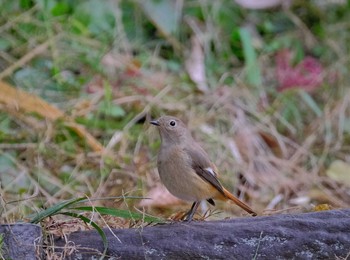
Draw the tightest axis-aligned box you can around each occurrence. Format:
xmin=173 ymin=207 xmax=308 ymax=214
xmin=185 ymin=36 xmax=209 ymax=93
xmin=139 ymin=184 xmax=182 ymax=208
xmin=139 ymin=0 xmax=183 ymax=51
xmin=258 ymin=131 xmax=283 ymax=157
xmin=276 ymin=49 xmax=324 ymax=92
xmin=140 ymin=0 xmax=182 ymax=36
xmin=326 ymin=160 xmax=350 ymax=187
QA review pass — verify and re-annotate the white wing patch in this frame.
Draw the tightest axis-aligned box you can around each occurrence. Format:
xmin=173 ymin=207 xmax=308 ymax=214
xmin=205 ymin=167 xmax=216 ymax=177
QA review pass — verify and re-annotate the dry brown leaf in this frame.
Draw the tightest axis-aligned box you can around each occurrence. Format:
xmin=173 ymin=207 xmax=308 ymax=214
xmin=0 ymin=81 xmax=103 ymax=152
xmin=258 ymin=131 xmax=283 ymax=157
xmin=139 ymin=184 xmax=182 ymax=208
xmin=185 ymin=36 xmax=209 ymax=93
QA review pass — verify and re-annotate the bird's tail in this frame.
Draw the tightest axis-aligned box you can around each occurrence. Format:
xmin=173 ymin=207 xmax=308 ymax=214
xmin=222 ymin=188 xmax=257 ymax=216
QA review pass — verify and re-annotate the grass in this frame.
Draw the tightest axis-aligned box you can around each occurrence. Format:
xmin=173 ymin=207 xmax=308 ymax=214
xmin=0 ymin=233 xmax=4 ymax=259
xmin=0 ymin=0 xmax=350 ymax=256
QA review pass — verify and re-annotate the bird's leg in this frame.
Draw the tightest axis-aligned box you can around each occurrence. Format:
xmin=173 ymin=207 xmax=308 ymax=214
xmin=183 ymin=201 xmax=200 ymax=221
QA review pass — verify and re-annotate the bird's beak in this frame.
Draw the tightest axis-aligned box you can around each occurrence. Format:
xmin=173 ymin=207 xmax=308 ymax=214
xmin=150 ymin=120 xmax=160 ymax=126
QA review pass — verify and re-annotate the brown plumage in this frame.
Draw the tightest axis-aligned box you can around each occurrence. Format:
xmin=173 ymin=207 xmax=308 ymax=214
xmin=151 ymin=115 xmax=257 ymax=220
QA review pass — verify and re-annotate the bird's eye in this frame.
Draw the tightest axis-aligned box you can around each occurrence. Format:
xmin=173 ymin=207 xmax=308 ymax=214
xmin=169 ymin=120 xmax=176 ymax=126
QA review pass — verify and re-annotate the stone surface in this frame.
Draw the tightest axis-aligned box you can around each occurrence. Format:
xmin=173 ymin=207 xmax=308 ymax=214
xmin=54 ymin=209 xmax=350 ymax=259
xmin=0 ymin=223 xmax=42 ymax=260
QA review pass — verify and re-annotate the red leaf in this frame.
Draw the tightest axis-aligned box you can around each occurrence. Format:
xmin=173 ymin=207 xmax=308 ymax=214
xmin=276 ymin=49 xmax=323 ymax=92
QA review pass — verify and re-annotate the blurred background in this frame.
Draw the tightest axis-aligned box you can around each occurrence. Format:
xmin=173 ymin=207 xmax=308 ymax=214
xmin=0 ymin=0 xmax=349 ymax=225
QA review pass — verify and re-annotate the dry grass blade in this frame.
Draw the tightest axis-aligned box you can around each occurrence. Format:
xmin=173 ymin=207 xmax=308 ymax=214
xmin=0 ymin=81 xmax=64 ymax=120
xmin=0 ymin=81 xmax=103 ymax=152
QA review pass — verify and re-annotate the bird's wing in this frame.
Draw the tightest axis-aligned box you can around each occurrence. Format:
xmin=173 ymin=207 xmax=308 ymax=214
xmin=184 ymin=143 xmax=225 ymax=196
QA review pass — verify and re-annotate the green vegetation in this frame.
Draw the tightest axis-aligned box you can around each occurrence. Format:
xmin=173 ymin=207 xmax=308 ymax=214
xmin=0 ymin=233 xmax=4 ymax=259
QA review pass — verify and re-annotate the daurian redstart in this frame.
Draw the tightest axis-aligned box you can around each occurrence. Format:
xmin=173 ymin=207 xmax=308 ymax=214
xmin=151 ymin=115 xmax=256 ymax=221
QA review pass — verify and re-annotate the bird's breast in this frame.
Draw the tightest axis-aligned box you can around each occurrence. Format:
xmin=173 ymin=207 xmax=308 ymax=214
xmin=157 ymin=146 xmax=217 ymax=201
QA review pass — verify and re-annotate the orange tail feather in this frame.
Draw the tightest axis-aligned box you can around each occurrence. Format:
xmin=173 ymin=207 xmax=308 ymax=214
xmin=221 ymin=188 xmax=257 ymax=216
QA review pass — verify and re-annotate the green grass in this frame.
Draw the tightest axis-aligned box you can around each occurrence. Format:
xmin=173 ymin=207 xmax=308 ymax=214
xmin=0 ymin=233 xmax=4 ymax=259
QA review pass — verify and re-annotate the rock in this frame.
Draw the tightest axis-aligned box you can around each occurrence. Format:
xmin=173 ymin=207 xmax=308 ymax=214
xmin=0 ymin=223 xmax=42 ymax=260
xmin=53 ymin=209 xmax=350 ymax=259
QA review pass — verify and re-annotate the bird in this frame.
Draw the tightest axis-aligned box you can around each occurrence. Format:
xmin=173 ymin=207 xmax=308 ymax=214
xmin=150 ymin=115 xmax=257 ymax=221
